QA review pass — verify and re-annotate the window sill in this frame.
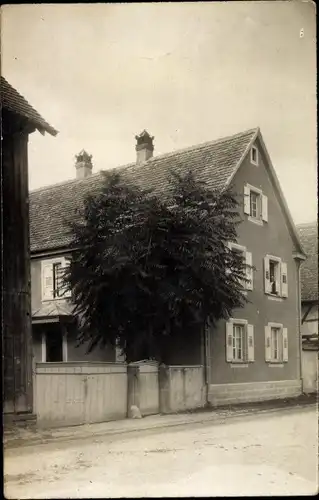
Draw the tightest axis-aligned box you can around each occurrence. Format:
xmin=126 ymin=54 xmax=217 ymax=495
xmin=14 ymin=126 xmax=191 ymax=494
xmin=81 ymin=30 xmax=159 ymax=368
xmin=266 ymin=295 xmax=284 ymax=302
xmin=248 ymin=216 xmax=264 ymax=226
xmin=267 ymin=363 xmax=284 ymax=367
xmin=230 ymin=363 xmax=249 ymax=367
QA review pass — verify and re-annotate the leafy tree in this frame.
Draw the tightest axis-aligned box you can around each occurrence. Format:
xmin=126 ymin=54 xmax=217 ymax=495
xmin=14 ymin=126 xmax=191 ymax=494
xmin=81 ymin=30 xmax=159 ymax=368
xmin=64 ymin=169 xmax=248 ymax=363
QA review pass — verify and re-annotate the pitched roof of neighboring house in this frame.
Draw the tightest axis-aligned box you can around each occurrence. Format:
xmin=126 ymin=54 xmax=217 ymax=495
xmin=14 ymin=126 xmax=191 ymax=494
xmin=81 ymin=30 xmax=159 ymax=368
xmin=297 ymin=222 xmax=318 ymax=302
xmin=1 ymin=76 xmax=58 ymax=136
xmin=29 ymin=127 xmax=305 ymax=257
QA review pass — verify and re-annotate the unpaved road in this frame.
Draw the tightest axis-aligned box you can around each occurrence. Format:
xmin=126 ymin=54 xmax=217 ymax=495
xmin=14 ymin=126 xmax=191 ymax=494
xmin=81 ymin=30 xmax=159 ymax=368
xmin=4 ymin=406 xmax=318 ymax=498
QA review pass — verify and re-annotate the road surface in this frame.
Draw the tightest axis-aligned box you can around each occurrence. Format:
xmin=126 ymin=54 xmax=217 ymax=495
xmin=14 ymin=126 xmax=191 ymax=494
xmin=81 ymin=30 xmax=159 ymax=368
xmin=4 ymin=406 xmax=318 ymax=498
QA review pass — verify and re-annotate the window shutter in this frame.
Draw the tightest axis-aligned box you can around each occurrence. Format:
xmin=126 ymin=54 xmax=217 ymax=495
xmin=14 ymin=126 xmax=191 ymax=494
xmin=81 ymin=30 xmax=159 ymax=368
xmin=61 ymin=258 xmax=72 ymax=298
xmin=265 ymin=325 xmax=272 ymax=362
xmin=247 ymin=324 xmax=254 ymax=362
xmin=264 ymin=256 xmax=271 ymax=293
xmin=41 ymin=262 xmax=54 ymax=301
xmin=244 ymin=186 xmax=250 ymax=215
xmin=282 ymin=328 xmax=288 ymax=362
xmin=226 ymin=321 xmax=234 ymax=362
xmin=245 ymin=251 xmax=253 ymax=290
xmin=262 ymin=194 xmax=268 ymax=222
xmin=115 ymin=338 xmax=125 ymax=362
xmin=281 ymin=262 xmax=288 ymax=298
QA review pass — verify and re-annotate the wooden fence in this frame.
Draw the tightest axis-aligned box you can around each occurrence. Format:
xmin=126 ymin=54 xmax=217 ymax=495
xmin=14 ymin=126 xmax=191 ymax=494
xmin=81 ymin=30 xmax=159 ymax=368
xmin=34 ymin=361 xmax=205 ymax=427
xmin=35 ymin=362 xmax=127 ymax=427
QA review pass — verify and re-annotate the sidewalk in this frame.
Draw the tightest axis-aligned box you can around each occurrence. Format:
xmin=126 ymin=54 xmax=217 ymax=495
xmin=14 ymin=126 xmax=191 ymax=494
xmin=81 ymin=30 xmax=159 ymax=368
xmin=4 ymin=393 xmax=317 ymax=450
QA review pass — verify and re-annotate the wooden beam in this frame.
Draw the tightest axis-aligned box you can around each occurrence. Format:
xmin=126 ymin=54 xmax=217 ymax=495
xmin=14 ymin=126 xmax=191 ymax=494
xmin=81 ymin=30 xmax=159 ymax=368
xmin=302 ymin=303 xmax=313 ymax=324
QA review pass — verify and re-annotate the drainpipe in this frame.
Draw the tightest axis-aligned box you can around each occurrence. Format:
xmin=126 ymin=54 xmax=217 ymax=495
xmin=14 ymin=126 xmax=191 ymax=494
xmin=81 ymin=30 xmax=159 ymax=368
xmin=297 ymin=261 xmax=304 ymax=394
xmin=202 ymin=322 xmax=210 ymax=407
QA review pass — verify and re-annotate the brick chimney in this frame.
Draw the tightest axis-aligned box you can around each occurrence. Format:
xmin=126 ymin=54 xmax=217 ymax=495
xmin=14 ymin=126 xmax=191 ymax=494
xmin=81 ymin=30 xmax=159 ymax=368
xmin=135 ymin=130 xmax=154 ymax=164
xmin=75 ymin=150 xmax=93 ymax=179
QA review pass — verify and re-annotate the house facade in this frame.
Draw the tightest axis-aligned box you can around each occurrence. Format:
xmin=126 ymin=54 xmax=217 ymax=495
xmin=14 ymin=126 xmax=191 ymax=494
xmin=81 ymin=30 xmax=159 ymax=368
xmin=29 ymin=127 xmax=306 ymax=405
xmin=297 ymin=222 xmax=318 ymax=394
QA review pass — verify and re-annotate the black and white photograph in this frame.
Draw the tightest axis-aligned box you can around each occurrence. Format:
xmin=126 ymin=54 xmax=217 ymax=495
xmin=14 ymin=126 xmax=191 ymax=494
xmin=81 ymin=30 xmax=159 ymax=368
xmin=1 ymin=2 xmax=317 ymax=497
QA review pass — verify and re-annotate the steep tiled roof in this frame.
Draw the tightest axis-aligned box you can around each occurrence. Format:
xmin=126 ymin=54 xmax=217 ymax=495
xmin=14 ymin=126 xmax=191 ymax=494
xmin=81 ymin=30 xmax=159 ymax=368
xmin=297 ymin=222 xmax=318 ymax=302
xmin=1 ymin=76 xmax=57 ymax=136
xmin=30 ymin=128 xmax=257 ymax=253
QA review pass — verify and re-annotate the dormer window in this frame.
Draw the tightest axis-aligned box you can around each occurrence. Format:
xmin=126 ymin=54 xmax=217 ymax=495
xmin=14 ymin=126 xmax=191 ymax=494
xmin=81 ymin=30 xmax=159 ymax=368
xmin=250 ymin=146 xmax=259 ymax=166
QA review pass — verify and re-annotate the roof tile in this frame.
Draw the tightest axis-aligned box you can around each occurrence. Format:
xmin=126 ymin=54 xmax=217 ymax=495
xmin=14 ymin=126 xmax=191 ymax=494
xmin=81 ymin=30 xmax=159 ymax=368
xmin=297 ymin=222 xmax=318 ymax=302
xmin=30 ymin=128 xmax=257 ymax=252
xmin=1 ymin=76 xmax=57 ymax=136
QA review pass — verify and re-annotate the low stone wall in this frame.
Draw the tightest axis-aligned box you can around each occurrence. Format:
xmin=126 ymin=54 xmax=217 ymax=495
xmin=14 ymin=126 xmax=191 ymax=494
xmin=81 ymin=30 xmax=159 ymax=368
xmin=208 ymin=379 xmax=302 ymax=406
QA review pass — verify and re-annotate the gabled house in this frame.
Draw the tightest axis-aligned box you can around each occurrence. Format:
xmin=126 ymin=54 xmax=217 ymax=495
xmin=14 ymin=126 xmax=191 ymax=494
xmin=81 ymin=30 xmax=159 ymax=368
xmin=1 ymin=76 xmax=57 ymax=415
xmin=29 ymin=127 xmax=306 ymax=405
xmin=297 ymin=222 xmax=318 ymax=393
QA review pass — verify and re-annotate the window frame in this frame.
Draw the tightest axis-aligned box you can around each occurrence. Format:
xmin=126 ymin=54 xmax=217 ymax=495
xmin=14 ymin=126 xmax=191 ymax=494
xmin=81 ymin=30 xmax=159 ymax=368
xmin=228 ymin=242 xmax=253 ymax=292
xmin=267 ymin=322 xmax=284 ymax=363
xmin=244 ymin=183 xmax=268 ymax=225
xmin=227 ymin=318 xmax=248 ymax=364
xmin=41 ymin=329 xmax=68 ymax=362
xmin=232 ymin=323 xmax=246 ymax=362
xmin=250 ymin=146 xmax=259 ymax=166
xmin=264 ymin=254 xmax=288 ymax=298
xmin=41 ymin=256 xmax=71 ymax=302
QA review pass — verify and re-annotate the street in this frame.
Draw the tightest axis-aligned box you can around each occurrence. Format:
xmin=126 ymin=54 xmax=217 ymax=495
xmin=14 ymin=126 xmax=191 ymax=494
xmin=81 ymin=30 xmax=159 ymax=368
xmin=4 ymin=406 xmax=318 ymax=498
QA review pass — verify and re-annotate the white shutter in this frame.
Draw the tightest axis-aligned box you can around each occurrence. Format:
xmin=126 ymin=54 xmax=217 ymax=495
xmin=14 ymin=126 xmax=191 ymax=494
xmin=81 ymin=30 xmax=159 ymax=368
xmin=41 ymin=262 xmax=54 ymax=301
xmin=265 ymin=325 xmax=272 ymax=362
xmin=61 ymin=258 xmax=72 ymax=298
xmin=245 ymin=251 xmax=253 ymax=290
xmin=264 ymin=256 xmax=271 ymax=293
xmin=282 ymin=328 xmax=288 ymax=362
xmin=281 ymin=262 xmax=288 ymax=298
xmin=226 ymin=321 xmax=234 ymax=362
xmin=115 ymin=338 xmax=125 ymax=362
xmin=247 ymin=324 xmax=254 ymax=362
xmin=262 ymin=194 xmax=268 ymax=222
xmin=244 ymin=186 xmax=250 ymax=215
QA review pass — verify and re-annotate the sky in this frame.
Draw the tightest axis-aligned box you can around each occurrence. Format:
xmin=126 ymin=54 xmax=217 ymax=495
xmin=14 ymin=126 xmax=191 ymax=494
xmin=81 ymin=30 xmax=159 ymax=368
xmin=1 ymin=2 xmax=317 ymax=224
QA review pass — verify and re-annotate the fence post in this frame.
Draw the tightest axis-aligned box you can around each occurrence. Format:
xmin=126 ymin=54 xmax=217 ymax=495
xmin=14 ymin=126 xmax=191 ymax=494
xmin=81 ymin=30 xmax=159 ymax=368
xmin=159 ymin=365 xmax=170 ymax=414
xmin=127 ymin=365 xmax=140 ymax=417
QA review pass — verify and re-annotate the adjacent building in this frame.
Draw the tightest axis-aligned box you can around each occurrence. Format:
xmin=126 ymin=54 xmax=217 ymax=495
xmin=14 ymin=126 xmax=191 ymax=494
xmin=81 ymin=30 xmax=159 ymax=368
xmin=297 ymin=222 xmax=318 ymax=394
xmin=29 ymin=127 xmax=306 ymax=405
xmin=1 ymin=76 xmax=57 ymax=416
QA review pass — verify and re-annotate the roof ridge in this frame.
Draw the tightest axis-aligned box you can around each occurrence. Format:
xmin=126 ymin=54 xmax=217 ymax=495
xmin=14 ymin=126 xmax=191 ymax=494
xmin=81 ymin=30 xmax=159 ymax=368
xmin=30 ymin=127 xmax=258 ymax=194
xmin=145 ymin=127 xmax=259 ymax=164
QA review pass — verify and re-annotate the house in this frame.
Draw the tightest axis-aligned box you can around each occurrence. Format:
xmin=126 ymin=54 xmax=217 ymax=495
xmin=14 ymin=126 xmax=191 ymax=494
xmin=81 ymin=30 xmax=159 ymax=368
xmin=1 ymin=76 xmax=57 ymax=416
xmin=297 ymin=222 xmax=318 ymax=394
xmin=29 ymin=127 xmax=306 ymax=405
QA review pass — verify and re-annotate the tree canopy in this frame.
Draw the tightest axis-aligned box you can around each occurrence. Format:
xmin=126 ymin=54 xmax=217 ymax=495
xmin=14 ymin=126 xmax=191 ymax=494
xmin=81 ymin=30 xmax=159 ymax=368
xmin=64 ymin=169 xmax=248 ymax=363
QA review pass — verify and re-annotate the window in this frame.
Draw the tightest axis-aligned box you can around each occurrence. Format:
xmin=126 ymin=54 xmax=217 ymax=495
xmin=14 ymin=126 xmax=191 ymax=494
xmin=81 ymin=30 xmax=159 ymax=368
xmin=265 ymin=323 xmax=288 ymax=363
xmin=226 ymin=320 xmax=254 ymax=363
xmin=270 ymin=326 xmax=281 ymax=361
xmin=250 ymin=191 xmax=261 ymax=219
xmin=53 ymin=262 xmax=64 ymax=298
xmin=264 ymin=256 xmax=288 ymax=297
xmin=233 ymin=324 xmax=245 ymax=361
xmin=41 ymin=325 xmax=68 ymax=362
xmin=228 ymin=243 xmax=253 ymax=291
xmin=244 ymin=184 xmax=268 ymax=223
xmin=250 ymin=146 xmax=259 ymax=165
xmin=41 ymin=257 xmax=71 ymax=301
